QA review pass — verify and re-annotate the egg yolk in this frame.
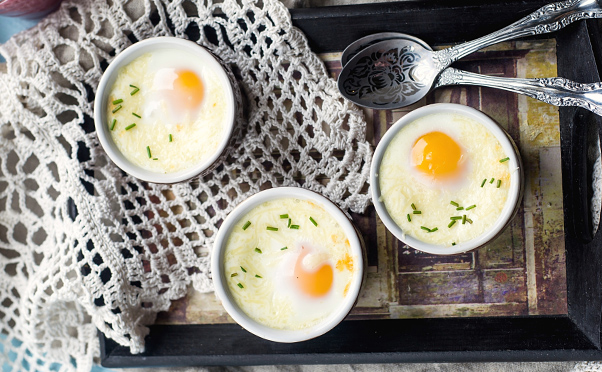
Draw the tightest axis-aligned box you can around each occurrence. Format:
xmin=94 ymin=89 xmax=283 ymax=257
xmin=294 ymin=246 xmax=333 ymax=297
xmin=173 ymin=69 xmax=204 ymax=110
xmin=411 ymin=131 xmax=462 ymax=179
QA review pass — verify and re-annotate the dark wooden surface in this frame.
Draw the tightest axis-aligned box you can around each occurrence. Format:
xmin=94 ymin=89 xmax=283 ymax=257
xmin=101 ymin=0 xmax=602 ymax=366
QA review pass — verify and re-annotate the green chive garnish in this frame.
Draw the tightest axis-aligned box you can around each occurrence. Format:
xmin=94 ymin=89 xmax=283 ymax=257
xmin=497 ymin=180 xmax=502 ymax=188
xmin=411 ymin=203 xmax=417 ymax=210
xmin=280 ymin=214 xmax=289 ymax=219
xmin=287 ymin=218 xmax=291 ymax=228
xmin=413 ymin=211 xmax=422 ymax=215
xmin=153 ymin=158 xmax=158 ymax=161
xmin=110 ymin=119 xmax=116 ymax=131
xmin=421 ymin=226 xmax=431 ymax=232
xmin=132 ymin=112 xmax=141 ymax=118
xmin=448 ymin=220 xmax=456 ymax=228
xmin=112 ymin=105 xmax=122 ymax=114
xmin=112 ymin=99 xmax=123 ymax=105
xmin=146 ymin=146 xmax=152 ymax=159
xmin=430 ymin=227 xmax=438 ymax=232
xmin=450 ymin=201 xmax=459 ymax=207
xmin=240 ymin=266 xmax=247 ymax=272
xmin=129 ymin=84 xmax=138 ymax=88
xmin=490 ymin=178 xmax=495 ymax=184
xmin=466 ymin=218 xmax=473 ymax=224
xmin=450 ymin=216 xmax=462 ymax=220
xmin=242 ymin=221 xmax=251 ymax=230
xmin=500 ymin=157 xmax=510 ymax=163
xmin=169 ymin=134 xmax=173 ymax=142
xmin=281 ymin=247 xmax=288 ymax=250
xmin=462 ymin=215 xmax=467 ymax=224
xmin=466 ymin=205 xmax=476 ymax=210
xmin=456 ymin=207 xmax=464 ymax=211
xmin=266 ymin=227 xmax=278 ymax=231
xmin=309 ymin=217 xmax=318 ymax=226
xmin=254 ymin=248 xmax=262 ymax=253
xmin=231 ymin=273 xmax=238 ymax=277
xmin=255 ymin=274 xmax=262 ymax=278
xmin=125 ymin=123 xmax=136 ymax=131
xmin=452 ymin=242 xmax=457 ymax=246
xmin=407 ymin=214 xmax=411 ymax=222
xmin=290 ymin=225 xmax=300 ymax=229
xmin=481 ymin=179 xmax=487 ymax=187
xmin=130 ymin=86 xmax=140 ymax=95
xmin=237 ymin=283 xmax=244 ymax=288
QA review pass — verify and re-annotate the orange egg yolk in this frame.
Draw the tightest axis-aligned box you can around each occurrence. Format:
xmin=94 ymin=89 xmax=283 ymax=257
xmin=294 ymin=246 xmax=333 ymax=297
xmin=411 ymin=131 xmax=462 ymax=179
xmin=173 ymin=69 xmax=204 ymax=110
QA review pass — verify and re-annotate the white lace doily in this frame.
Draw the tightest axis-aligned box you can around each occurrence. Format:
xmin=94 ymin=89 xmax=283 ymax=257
xmin=0 ymin=0 xmax=372 ymax=370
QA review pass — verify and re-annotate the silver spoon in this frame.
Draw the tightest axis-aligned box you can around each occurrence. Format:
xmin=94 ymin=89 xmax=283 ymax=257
xmin=338 ymin=0 xmax=602 ymax=110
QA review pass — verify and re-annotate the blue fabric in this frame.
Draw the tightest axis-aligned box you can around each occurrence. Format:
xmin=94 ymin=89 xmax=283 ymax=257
xmin=0 ymin=15 xmax=42 ymax=61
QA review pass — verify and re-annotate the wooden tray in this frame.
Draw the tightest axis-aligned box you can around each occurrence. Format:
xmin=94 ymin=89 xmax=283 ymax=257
xmin=100 ymin=0 xmax=602 ymax=366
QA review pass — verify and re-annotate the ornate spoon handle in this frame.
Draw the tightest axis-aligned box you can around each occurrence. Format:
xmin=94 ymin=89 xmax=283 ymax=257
xmin=435 ymin=68 xmax=602 ymax=116
xmin=433 ymin=0 xmax=602 ymax=69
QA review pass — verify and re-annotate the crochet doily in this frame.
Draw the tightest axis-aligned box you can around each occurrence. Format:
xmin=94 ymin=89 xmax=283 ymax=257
xmin=0 ymin=0 xmax=372 ymax=370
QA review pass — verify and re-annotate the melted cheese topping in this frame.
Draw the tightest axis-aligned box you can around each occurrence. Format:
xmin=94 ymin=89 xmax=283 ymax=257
xmin=224 ymin=198 xmax=356 ymax=330
xmin=379 ymin=112 xmax=512 ymax=246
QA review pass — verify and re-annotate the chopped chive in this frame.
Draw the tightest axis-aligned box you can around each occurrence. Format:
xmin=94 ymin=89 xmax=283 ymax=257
xmin=452 ymin=242 xmax=457 ymax=246
xmin=497 ymin=180 xmax=502 ymax=188
xmin=499 ymin=157 xmax=510 ymax=163
xmin=450 ymin=201 xmax=459 ymax=207
xmin=490 ymin=178 xmax=495 ymax=184
xmin=254 ymin=247 xmax=262 ymax=254
xmin=411 ymin=203 xmax=417 ymax=210
xmin=110 ymin=119 xmax=116 ymax=131
xmin=462 ymin=215 xmax=467 ymax=225
xmin=407 ymin=214 xmax=411 ymax=222
xmin=132 ymin=112 xmax=141 ymax=118
xmin=456 ymin=207 xmax=464 ymax=211
xmin=240 ymin=266 xmax=247 ymax=272
xmin=466 ymin=205 xmax=476 ymax=211
xmin=231 ymin=273 xmax=238 ymax=277
xmin=420 ymin=226 xmax=431 ymax=232
xmin=287 ymin=218 xmax=291 ymax=228
xmin=309 ymin=217 xmax=318 ymax=226
xmin=280 ymin=214 xmax=289 ymax=219
xmin=129 ymin=84 xmax=139 ymax=88
xmin=450 ymin=216 xmax=462 ymax=220
xmin=112 ymin=99 xmax=123 ymax=105
xmin=237 ymin=283 xmax=244 ymax=288
xmin=112 ymin=105 xmax=122 ymax=114
xmin=130 ymin=87 xmax=140 ymax=96
xmin=413 ymin=211 xmax=422 ymax=215
xmin=125 ymin=123 xmax=136 ymax=130
xmin=466 ymin=218 xmax=473 ymax=224
xmin=430 ymin=227 xmax=438 ymax=232
xmin=169 ymin=134 xmax=173 ymax=142
xmin=153 ymin=158 xmax=158 ymax=161
xmin=255 ymin=274 xmax=262 ymax=278
xmin=242 ymin=221 xmax=251 ymax=230
xmin=146 ymin=146 xmax=152 ymax=159
xmin=481 ymin=179 xmax=487 ymax=187
xmin=290 ymin=224 xmax=300 ymax=229
xmin=281 ymin=247 xmax=288 ymax=250
xmin=266 ymin=226 xmax=278 ymax=231
xmin=448 ymin=220 xmax=456 ymax=228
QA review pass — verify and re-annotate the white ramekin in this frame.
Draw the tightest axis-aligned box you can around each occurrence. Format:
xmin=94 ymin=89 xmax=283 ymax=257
xmin=371 ymin=103 xmax=524 ymax=255
xmin=93 ymin=37 xmax=237 ymax=183
xmin=211 ymin=187 xmax=365 ymax=343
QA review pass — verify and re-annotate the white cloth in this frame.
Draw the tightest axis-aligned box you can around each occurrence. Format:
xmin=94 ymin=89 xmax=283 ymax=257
xmin=0 ymin=0 xmax=371 ymax=370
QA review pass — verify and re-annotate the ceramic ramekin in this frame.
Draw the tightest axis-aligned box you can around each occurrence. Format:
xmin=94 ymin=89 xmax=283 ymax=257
xmin=94 ymin=37 xmax=237 ymax=183
xmin=371 ymin=103 xmax=524 ymax=255
xmin=211 ymin=187 xmax=365 ymax=343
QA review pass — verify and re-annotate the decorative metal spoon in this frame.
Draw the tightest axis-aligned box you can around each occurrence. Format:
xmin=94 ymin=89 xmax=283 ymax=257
xmin=338 ymin=0 xmax=602 ymax=110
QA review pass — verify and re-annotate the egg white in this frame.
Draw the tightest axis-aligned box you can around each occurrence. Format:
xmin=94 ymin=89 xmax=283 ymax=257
xmin=223 ymin=198 xmax=356 ymax=331
xmin=106 ymin=48 xmax=229 ymax=173
xmin=379 ymin=112 xmax=512 ymax=246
